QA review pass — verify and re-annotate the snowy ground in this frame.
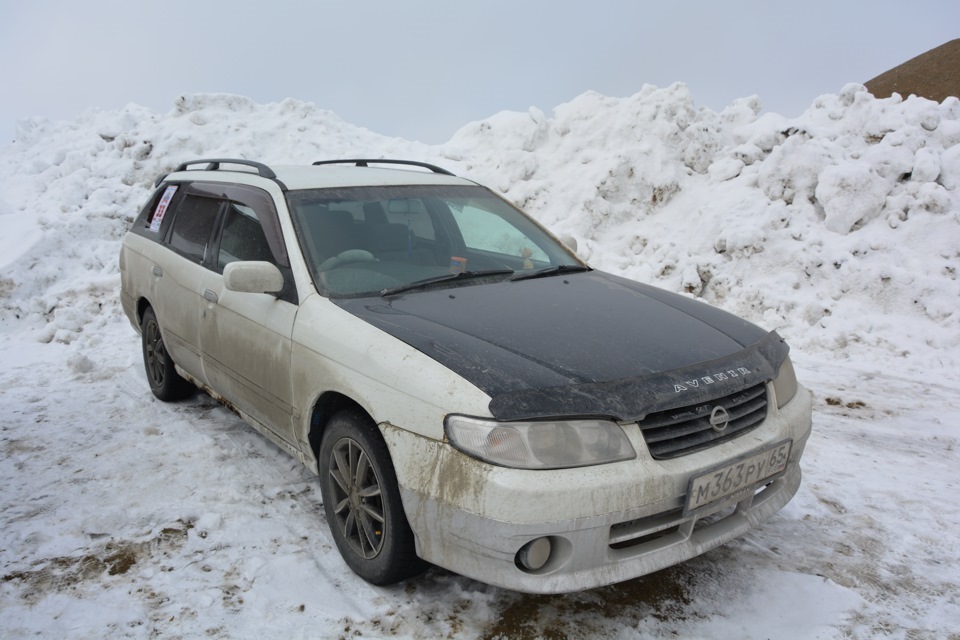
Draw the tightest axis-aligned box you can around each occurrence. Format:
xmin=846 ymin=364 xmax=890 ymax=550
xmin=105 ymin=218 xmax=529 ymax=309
xmin=1 ymin=85 xmax=958 ymax=638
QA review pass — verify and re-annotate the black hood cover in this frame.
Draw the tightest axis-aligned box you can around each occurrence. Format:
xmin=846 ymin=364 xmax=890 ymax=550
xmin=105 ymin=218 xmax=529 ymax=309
xmin=333 ymin=271 xmax=788 ymax=421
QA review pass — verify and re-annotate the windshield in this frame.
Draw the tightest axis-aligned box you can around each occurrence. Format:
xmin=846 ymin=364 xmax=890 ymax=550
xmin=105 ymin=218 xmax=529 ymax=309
xmin=286 ymin=184 xmax=583 ymax=297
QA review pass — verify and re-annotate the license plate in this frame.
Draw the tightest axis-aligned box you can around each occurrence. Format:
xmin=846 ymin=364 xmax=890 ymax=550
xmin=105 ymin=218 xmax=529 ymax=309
xmin=684 ymin=440 xmax=792 ymax=516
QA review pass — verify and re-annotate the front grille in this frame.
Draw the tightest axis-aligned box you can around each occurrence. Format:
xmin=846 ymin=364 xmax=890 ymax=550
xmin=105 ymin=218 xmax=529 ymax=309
xmin=639 ymin=383 xmax=768 ymax=459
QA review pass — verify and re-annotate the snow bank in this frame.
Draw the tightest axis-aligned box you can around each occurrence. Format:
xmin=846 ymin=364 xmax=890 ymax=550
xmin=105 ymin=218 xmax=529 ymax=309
xmin=442 ymin=83 xmax=960 ymax=378
xmin=1 ymin=84 xmax=958 ymax=375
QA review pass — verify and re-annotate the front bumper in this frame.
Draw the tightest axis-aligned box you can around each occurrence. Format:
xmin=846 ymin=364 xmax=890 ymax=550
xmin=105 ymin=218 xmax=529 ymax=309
xmin=386 ymin=384 xmax=812 ymax=594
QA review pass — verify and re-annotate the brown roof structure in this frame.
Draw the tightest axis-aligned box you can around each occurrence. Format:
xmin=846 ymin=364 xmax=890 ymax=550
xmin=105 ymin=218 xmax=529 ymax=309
xmin=865 ymin=39 xmax=960 ymax=103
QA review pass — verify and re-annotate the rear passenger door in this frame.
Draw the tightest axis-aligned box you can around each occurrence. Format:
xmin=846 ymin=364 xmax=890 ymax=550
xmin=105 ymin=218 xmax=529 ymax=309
xmin=154 ymin=187 xmax=223 ymax=381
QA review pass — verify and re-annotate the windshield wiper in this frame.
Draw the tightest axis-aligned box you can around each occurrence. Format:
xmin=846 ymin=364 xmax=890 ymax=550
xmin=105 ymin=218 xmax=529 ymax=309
xmin=381 ymin=269 xmax=514 ymax=297
xmin=509 ymin=264 xmax=591 ymax=282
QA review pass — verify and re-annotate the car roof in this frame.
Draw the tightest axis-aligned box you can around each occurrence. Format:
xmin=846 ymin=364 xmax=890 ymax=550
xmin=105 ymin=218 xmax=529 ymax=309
xmin=273 ymin=165 xmax=473 ymax=191
xmin=158 ymin=158 xmax=475 ymax=191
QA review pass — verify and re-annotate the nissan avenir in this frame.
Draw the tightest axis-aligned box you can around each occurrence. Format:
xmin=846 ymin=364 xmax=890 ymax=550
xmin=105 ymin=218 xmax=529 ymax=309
xmin=119 ymin=158 xmax=812 ymax=594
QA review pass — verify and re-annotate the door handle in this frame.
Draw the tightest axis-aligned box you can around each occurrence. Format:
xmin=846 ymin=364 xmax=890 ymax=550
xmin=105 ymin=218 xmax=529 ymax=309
xmin=152 ymin=265 xmax=163 ymax=277
xmin=203 ymin=289 xmax=219 ymax=304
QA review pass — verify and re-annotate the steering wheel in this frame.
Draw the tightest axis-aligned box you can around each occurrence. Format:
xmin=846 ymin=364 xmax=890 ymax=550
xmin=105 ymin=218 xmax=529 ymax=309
xmin=318 ymin=249 xmax=377 ymax=271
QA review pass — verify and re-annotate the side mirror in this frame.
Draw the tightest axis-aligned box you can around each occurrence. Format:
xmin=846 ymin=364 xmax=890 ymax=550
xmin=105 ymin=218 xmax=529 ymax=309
xmin=223 ymin=261 xmax=284 ymax=295
xmin=559 ymin=235 xmax=578 ymax=254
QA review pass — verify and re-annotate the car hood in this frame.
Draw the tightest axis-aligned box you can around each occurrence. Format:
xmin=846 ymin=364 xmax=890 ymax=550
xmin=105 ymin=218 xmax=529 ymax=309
xmin=333 ymin=271 xmax=788 ymax=421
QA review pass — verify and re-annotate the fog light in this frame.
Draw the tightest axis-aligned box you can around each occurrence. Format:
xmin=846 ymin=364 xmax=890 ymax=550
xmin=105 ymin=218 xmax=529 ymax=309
xmin=516 ymin=537 xmax=552 ymax=571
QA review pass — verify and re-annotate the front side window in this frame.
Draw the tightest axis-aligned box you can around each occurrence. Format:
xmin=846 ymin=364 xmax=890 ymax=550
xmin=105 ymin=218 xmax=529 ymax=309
xmin=169 ymin=194 xmax=221 ymax=263
xmin=286 ymin=184 xmax=581 ymax=297
xmin=218 ymin=203 xmax=276 ymax=269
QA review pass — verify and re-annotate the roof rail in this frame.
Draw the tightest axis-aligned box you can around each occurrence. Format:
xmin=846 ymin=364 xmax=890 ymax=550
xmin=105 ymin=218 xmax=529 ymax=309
xmin=312 ymin=159 xmax=455 ymax=176
xmin=173 ymin=158 xmax=278 ymax=179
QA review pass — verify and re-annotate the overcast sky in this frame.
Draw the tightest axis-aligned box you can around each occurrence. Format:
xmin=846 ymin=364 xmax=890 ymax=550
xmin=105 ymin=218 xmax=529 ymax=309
xmin=1 ymin=1 xmax=957 ymax=146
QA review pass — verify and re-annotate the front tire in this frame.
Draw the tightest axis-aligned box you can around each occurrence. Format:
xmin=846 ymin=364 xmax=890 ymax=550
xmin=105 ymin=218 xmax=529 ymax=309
xmin=318 ymin=409 xmax=426 ymax=585
xmin=140 ymin=306 xmax=193 ymax=401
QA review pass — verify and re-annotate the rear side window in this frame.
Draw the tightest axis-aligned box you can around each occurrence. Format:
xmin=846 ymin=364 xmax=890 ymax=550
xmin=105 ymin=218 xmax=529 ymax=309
xmin=169 ymin=195 xmax=221 ymax=263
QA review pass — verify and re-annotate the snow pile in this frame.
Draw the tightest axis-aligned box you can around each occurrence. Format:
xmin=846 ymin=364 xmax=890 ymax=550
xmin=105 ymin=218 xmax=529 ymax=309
xmin=441 ymin=83 xmax=960 ymax=376
xmin=1 ymin=86 xmax=959 ymax=638
xmin=0 ymin=95 xmax=425 ymax=343
xmin=2 ymin=84 xmax=958 ymax=376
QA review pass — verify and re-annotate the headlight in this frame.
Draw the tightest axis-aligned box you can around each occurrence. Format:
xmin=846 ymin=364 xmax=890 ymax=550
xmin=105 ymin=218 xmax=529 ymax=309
xmin=444 ymin=415 xmax=636 ymax=469
xmin=773 ymin=356 xmax=799 ymax=409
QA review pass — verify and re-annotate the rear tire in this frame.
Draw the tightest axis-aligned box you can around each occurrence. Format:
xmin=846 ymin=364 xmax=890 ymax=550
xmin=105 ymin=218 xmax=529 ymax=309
xmin=318 ymin=409 xmax=426 ymax=585
xmin=140 ymin=306 xmax=194 ymax=401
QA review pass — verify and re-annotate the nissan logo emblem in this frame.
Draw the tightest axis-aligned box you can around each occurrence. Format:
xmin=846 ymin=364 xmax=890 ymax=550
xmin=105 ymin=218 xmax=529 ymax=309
xmin=709 ymin=406 xmax=730 ymax=433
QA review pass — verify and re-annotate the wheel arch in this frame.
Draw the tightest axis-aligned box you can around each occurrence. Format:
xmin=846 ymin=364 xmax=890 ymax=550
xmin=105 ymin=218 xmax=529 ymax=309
xmin=135 ymin=296 xmax=153 ymax=328
xmin=307 ymin=391 xmax=373 ymax=470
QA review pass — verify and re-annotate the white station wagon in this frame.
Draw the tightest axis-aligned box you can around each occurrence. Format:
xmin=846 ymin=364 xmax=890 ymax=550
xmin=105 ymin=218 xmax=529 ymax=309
xmin=119 ymin=158 xmax=812 ymax=594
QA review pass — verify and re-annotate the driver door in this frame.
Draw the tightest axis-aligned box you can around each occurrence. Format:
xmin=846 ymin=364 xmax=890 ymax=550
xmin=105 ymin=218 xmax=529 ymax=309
xmin=196 ymin=187 xmax=298 ymax=449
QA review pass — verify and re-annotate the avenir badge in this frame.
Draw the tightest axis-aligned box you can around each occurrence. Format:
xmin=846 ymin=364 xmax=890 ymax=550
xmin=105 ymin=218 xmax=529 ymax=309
xmin=674 ymin=366 xmax=751 ymax=393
